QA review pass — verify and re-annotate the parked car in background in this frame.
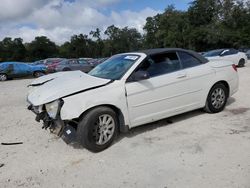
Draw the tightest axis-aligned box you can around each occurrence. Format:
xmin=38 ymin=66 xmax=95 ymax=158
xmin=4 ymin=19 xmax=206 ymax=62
xmin=27 ymin=48 xmax=238 ymax=152
xmin=79 ymin=58 xmax=93 ymax=61
xmin=203 ymin=49 xmax=247 ymax=67
xmin=32 ymin=60 xmax=45 ymax=65
xmin=33 ymin=58 xmax=65 ymax=72
xmin=55 ymin=59 xmax=94 ymax=72
xmin=0 ymin=62 xmax=47 ymax=81
xmin=87 ymin=57 xmax=109 ymax=67
xmin=245 ymin=50 xmax=250 ymax=60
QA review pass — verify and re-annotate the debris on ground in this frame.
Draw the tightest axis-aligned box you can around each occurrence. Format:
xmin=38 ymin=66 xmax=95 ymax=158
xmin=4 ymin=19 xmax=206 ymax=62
xmin=1 ymin=142 xmax=23 ymax=145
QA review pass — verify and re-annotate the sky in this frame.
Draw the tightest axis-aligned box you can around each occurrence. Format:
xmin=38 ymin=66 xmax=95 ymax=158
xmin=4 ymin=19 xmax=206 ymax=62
xmin=0 ymin=0 xmax=191 ymax=44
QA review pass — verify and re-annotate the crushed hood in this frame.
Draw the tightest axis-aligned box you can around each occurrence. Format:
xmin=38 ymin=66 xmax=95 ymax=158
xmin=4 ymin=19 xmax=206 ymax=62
xmin=27 ymin=71 xmax=111 ymax=106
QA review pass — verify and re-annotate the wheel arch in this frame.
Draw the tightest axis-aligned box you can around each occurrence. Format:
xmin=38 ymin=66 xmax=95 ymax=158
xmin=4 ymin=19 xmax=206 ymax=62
xmin=209 ymin=80 xmax=230 ymax=98
xmin=63 ymin=67 xmax=71 ymax=71
xmin=33 ymin=70 xmax=45 ymax=76
xmin=77 ymin=104 xmax=128 ymax=133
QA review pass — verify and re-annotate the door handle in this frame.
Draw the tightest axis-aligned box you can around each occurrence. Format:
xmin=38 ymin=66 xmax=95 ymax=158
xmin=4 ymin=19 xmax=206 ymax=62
xmin=177 ymin=73 xmax=187 ymax=79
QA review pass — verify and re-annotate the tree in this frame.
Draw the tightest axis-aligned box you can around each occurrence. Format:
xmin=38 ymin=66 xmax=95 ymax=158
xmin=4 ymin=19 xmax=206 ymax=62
xmin=0 ymin=37 xmax=26 ymax=61
xmin=27 ymin=36 xmax=58 ymax=60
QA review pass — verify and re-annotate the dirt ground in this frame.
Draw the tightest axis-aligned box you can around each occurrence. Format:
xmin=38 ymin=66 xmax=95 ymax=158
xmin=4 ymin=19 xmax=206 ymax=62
xmin=0 ymin=62 xmax=250 ymax=188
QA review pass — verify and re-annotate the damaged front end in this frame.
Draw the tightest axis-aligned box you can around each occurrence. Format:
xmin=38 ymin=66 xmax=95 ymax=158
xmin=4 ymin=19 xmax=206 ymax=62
xmin=27 ymin=100 xmax=77 ymax=144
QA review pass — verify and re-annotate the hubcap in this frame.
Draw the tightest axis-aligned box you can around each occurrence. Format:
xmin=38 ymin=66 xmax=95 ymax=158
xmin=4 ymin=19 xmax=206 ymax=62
xmin=35 ymin=72 xmax=44 ymax=77
xmin=93 ymin=114 xmax=115 ymax=145
xmin=211 ymin=88 xmax=226 ymax=109
xmin=0 ymin=74 xmax=7 ymax=81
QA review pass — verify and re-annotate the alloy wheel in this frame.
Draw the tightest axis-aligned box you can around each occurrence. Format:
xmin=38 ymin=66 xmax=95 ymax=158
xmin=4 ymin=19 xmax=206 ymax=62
xmin=0 ymin=74 xmax=7 ymax=81
xmin=93 ymin=114 xmax=115 ymax=145
xmin=211 ymin=88 xmax=226 ymax=109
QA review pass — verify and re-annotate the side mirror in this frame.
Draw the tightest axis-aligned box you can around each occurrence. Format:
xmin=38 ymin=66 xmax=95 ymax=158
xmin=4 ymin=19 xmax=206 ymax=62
xmin=130 ymin=71 xmax=150 ymax=81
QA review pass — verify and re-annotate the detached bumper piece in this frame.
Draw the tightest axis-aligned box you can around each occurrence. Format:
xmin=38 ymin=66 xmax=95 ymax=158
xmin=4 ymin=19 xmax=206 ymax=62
xmin=28 ymin=105 xmax=77 ymax=144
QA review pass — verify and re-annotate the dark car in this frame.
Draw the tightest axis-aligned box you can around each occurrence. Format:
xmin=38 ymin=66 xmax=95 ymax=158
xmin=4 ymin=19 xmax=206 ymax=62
xmin=239 ymin=48 xmax=250 ymax=60
xmin=245 ymin=50 xmax=250 ymax=60
xmin=0 ymin=62 xmax=47 ymax=81
xmin=55 ymin=59 xmax=94 ymax=72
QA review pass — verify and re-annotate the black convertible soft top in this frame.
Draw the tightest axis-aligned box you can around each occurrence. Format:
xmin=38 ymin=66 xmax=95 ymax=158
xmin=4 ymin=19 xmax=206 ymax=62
xmin=136 ymin=48 xmax=209 ymax=64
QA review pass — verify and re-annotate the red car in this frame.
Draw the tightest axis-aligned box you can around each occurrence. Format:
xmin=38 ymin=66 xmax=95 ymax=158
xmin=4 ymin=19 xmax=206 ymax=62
xmin=34 ymin=58 xmax=65 ymax=73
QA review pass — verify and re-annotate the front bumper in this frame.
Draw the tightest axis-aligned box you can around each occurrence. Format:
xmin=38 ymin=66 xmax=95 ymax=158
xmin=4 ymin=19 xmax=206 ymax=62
xmin=28 ymin=105 xmax=64 ymax=135
xmin=28 ymin=104 xmax=77 ymax=144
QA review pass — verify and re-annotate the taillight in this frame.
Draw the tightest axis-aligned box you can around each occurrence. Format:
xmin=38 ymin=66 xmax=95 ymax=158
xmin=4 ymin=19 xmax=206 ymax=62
xmin=232 ymin=64 xmax=237 ymax=72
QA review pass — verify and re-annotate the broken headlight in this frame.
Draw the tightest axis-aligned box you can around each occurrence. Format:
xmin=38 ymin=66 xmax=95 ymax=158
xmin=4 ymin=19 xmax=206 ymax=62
xmin=45 ymin=100 xmax=62 ymax=119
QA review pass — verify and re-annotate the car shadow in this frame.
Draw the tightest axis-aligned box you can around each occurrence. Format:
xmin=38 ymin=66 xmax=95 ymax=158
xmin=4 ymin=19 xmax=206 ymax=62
xmin=116 ymin=97 xmax=236 ymax=142
xmin=226 ymin=97 xmax=236 ymax=106
xmin=117 ymin=110 xmax=203 ymax=142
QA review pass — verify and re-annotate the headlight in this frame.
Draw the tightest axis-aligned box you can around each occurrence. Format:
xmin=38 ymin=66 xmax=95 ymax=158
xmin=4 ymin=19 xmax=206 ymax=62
xmin=45 ymin=100 xmax=61 ymax=119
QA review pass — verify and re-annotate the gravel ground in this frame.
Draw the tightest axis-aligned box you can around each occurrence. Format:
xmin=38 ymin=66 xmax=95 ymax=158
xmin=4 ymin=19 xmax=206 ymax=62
xmin=0 ymin=62 xmax=250 ymax=188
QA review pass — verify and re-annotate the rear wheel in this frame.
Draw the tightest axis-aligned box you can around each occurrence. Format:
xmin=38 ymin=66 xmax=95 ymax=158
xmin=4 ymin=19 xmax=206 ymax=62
xmin=0 ymin=74 xmax=7 ymax=81
xmin=238 ymin=59 xmax=245 ymax=67
xmin=63 ymin=68 xmax=71 ymax=71
xmin=76 ymin=107 xmax=119 ymax=152
xmin=33 ymin=71 xmax=44 ymax=78
xmin=204 ymin=83 xmax=228 ymax=113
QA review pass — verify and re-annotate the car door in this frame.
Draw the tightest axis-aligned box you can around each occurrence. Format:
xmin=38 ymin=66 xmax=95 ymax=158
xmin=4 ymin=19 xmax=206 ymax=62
xmin=125 ymin=52 xmax=193 ymax=127
xmin=66 ymin=60 xmax=77 ymax=70
xmin=78 ymin=60 xmax=93 ymax=72
xmin=13 ymin=64 xmax=31 ymax=77
xmin=177 ymin=51 xmax=215 ymax=108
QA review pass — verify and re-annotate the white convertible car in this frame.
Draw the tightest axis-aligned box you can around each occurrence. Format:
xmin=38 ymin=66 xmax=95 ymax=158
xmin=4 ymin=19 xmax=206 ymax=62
xmin=27 ymin=48 xmax=239 ymax=152
xmin=204 ymin=48 xmax=247 ymax=67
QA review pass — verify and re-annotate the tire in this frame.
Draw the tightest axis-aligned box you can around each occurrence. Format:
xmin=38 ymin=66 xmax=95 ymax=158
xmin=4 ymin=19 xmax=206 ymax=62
xmin=33 ymin=71 xmax=44 ymax=78
xmin=63 ymin=68 xmax=71 ymax=71
xmin=238 ymin=59 xmax=245 ymax=67
xmin=0 ymin=74 xmax=8 ymax=81
xmin=204 ymin=83 xmax=228 ymax=113
xmin=76 ymin=107 xmax=119 ymax=152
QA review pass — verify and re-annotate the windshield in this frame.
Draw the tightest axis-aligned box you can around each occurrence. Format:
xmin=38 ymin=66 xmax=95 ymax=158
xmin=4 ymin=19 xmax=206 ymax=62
xmin=89 ymin=54 xmax=140 ymax=80
xmin=203 ymin=49 xmax=224 ymax=57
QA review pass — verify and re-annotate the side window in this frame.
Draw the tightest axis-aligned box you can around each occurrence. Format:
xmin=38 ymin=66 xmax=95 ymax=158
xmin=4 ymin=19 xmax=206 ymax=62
xmin=178 ymin=52 xmax=202 ymax=69
xmin=137 ymin=52 xmax=181 ymax=77
xmin=9 ymin=64 xmax=14 ymax=71
xmin=68 ymin=60 xmax=75 ymax=64
xmin=222 ymin=50 xmax=231 ymax=56
xmin=230 ymin=49 xmax=238 ymax=54
xmin=79 ymin=60 xmax=87 ymax=64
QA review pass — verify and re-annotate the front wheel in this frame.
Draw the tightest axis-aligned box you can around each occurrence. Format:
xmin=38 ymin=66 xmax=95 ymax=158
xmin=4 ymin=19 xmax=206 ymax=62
xmin=204 ymin=83 xmax=228 ymax=113
xmin=33 ymin=71 xmax=45 ymax=78
xmin=76 ymin=107 xmax=119 ymax=152
xmin=63 ymin=68 xmax=71 ymax=71
xmin=0 ymin=74 xmax=7 ymax=81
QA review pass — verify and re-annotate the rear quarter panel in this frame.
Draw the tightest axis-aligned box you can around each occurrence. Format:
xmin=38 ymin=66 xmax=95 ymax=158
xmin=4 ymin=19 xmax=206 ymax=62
xmin=207 ymin=60 xmax=239 ymax=97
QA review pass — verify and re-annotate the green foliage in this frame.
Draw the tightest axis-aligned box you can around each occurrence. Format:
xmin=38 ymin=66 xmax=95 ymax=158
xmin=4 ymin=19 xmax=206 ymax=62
xmin=26 ymin=36 xmax=58 ymax=61
xmin=0 ymin=37 xmax=26 ymax=61
xmin=0 ymin=0 xmax=250 ymax=62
